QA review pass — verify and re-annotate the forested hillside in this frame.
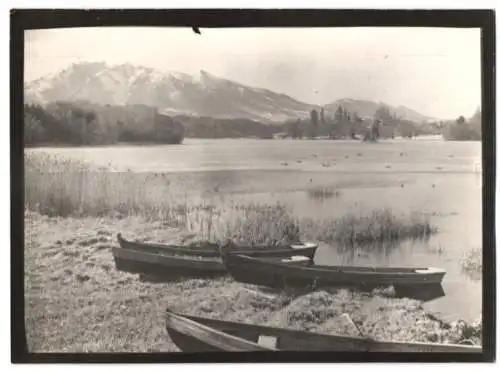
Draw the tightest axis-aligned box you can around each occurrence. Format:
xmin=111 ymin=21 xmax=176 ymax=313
xmin=24 ymin=101 xmax=185 ymax=146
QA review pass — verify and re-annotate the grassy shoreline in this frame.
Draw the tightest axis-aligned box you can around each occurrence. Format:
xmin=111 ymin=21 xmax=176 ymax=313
xmin=25 ymin=211 xmax=482 ymax=352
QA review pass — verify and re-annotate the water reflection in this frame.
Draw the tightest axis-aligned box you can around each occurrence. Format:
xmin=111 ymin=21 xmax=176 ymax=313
xmin=394 ymin=284 xmax=446 ymax=302
xmin=461 ymin=268 xmax=482 ymax=282
xmin=332 ymin=238 xmax=433 ymax=260
xmin=253 ymin=282 xmax=446 ymax=303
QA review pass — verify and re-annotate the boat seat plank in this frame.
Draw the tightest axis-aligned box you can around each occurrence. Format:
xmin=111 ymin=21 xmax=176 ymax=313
xmin=258 ymin=335 xmax=278 ymax=348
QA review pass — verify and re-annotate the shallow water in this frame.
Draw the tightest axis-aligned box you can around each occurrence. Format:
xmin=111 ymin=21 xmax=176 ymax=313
xmin=28 ymin=138 xmax=483 ymax=321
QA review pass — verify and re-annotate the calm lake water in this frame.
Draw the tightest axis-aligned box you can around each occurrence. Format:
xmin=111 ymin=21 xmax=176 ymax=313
xmin=31 ymin=138 xmax=483 ymax=322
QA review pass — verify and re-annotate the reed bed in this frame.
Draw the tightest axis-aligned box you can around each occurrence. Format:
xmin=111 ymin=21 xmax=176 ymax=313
xmin=25 ymin=152 xmax=184 ymax=219
xmin=300 ymin=209 xmax=437 ymax=247
xmin=25 ymin=152 xmax=437 ymax=247
xmin=182 ymin=202 xmax=301 ymax=245
xmin=307 ymin=186 xmax=342 ymax=201
xmin=460 ymin=248 xmax=482 ymax=279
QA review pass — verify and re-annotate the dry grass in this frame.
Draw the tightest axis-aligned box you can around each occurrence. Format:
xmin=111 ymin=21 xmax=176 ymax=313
xmin=25 ymin=152 xmax=184 ymax=219
xmin=24 ymin=211 xmax=220 ymax=352
xmin=24 ymin=212 xmax=481 ymax=352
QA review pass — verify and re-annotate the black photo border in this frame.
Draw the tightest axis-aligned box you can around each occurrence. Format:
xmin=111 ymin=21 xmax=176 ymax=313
xmin=10 ymin=8 xmax=496 ymax=364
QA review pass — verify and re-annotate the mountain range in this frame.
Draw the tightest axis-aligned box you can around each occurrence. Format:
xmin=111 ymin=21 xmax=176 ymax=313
xmin=24 ymin=62 xmax=435 ymax=124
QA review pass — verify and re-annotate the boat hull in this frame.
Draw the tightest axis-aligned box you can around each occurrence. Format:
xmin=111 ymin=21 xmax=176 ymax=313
xmin=225 ymin=254 xmax=446 ymax=291
xmin=166 ymin=310 xmax=275 ymax=352
xmin=112 ymin=247 xmax=226 ymax=280
xmin=166 ymin=310 xmax=368 ymax=352
xmin=165 ymin=310 xmax=481 ymax=353
xmin=117 ymin=234 xmax=318 ymax=259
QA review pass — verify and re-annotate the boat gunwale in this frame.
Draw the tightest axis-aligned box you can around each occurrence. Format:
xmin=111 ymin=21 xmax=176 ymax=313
xmin=228 ymin=254 xmax=446 ymax=276
xmin=117 ymin=233 xmax=319 ymax=257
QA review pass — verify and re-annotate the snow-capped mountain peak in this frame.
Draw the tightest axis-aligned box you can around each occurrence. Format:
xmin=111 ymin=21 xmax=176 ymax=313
xmin=24 ymin=62 xmax=433 ymax=124
xmin=24 ymin=62 xmax=318 ymax=123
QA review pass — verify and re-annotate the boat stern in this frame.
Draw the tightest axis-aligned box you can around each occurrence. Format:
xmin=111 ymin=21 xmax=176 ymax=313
xmin=415 ymin=267 xmax=446 ymax=283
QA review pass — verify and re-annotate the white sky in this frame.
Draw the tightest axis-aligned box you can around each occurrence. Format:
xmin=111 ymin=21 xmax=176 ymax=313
xmin=25 ymin=27 xmax=481 ymax=119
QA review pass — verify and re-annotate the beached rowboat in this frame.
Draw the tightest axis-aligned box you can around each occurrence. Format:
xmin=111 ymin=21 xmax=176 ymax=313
xmin=117 ymin=233 xmax=318 ymax=259
xmin=112 ymin=243 xmax=317 ymax=279
xmin=165 ymin=309 xmax=480 ymax=353
xmin=112 ymin=246 xmax=227 ymax=279
xmin=224 ymin=254 xmax=446 ymax=291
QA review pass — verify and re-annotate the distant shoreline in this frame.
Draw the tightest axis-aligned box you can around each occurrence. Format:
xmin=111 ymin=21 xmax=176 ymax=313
xmin=24 ymin=134 xmax=481 ymax=151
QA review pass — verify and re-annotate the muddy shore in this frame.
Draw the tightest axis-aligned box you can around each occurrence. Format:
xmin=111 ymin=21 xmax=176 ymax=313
xmin=24 ymin=211 xmax=481 ymax=352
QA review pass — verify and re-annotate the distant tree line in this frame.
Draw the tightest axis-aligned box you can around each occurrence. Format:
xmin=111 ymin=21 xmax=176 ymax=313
xmin=24 ymin=99 xmax=480 ymax=145
xmin=172 ymin=115 xmax=274 ymax=139
xmin=24 ymin=101 xmax=185 ymax=146
xmin=441 ymin=109 xmax=481 ymax=141
xmin=282 ymin=104 xmax=424 ymax=141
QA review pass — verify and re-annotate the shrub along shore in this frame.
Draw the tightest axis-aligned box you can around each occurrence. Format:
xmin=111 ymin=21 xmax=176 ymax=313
xmin=24 ymin=152 xmax=482 ymax=352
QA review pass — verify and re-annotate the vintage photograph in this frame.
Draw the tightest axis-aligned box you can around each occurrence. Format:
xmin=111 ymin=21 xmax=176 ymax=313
xmin=22 ymin=25 xmax=484 ymax=354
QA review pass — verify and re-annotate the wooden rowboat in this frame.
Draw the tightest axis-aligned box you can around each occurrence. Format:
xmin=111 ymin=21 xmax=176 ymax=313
xmin=165 ymin=309 xmax=481 ymax=353
xmin=224 ymin=254 xmax=446 ymax=291
xmin=117 ymin=233 xmax=318 ymax=259
xmin=112 ymin=246 xmax=227 ymax=280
